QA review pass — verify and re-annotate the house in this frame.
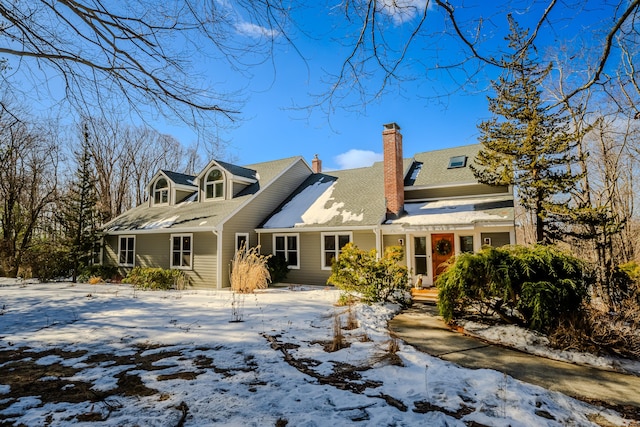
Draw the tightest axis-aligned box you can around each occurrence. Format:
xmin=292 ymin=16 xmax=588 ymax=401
xmin=100 ymin=123 xmax=515 ymax=288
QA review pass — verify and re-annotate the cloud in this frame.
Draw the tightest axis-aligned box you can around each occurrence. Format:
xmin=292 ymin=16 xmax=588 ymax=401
xmin=235 ymin=22 xmax=280 ymax=39
xmin=377 ymin=0 xmax=431 ymax=25
xmin=334 ymin=149 xmax=383 ymax=169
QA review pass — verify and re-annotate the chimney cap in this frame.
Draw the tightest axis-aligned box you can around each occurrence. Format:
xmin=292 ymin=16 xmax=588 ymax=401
xmin=383 ymin=122 xmax=401 ymax=130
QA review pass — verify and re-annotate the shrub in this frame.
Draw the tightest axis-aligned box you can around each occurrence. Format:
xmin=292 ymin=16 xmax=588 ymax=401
xmin=24 ymin=245 xmax=73 ymax=282
xmin=78 ymin=265 xmax=119 ymax=283
xmin=230 ymin=245 xmax=271 ymax=293
xmin=328 ymin=243 xmax=410 ymax=307
xmin=437 ymin=245 xmax=591 ymax=333
xmin=88 ymin=276 xmax=103 ymax=285
xmin=267 ymin=254 xmax=289 ymax=284
xmin=123 ymin=267 xmax=189 ymax=290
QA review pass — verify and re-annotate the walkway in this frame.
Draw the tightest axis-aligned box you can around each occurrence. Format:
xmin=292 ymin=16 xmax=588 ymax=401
xmin=389 ymin=303 xmax=640 ymax=411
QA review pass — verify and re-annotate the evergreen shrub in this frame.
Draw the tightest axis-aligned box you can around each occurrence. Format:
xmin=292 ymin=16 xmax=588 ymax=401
xmin=123 ymin=267 xmax=189 ymax=290
xmin=328 ymin=243 xmax=411 ymax=307
xmin=436 ymin=245 xmax=591 ymax=333
xmin=267 ymin=254 xmax=289 ymax=284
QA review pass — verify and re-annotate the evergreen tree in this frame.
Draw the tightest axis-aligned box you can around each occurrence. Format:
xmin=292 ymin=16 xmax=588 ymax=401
xmin=63 ymin=124 xmax=100 ymax=282
xmin=472 ymin=15 xmax=584 ymax=244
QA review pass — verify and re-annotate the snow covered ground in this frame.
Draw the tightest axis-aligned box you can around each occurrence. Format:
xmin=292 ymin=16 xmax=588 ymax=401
xmin=0 ymin=279 xmax=634 ymax=426
xmin=459 ymin=320 xmax=640 ymax=376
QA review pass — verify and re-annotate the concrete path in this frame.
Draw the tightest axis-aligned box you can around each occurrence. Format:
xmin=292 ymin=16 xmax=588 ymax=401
xmin=389 ymin=303 xmax=640 ymax=410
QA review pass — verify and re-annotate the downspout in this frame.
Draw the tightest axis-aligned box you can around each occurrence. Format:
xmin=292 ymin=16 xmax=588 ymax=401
xmin=213 ymin=226 xmax=223 ymax=290
xmin=374 ymin=227 xmax=382 ymax=260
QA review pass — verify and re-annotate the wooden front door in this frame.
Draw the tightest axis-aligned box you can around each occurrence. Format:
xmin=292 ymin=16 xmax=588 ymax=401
xmin=431 ymin=233 xmax=455 ymax=280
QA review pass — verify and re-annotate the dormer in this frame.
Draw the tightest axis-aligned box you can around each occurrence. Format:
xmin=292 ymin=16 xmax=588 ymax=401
xmin=196 ymin=160 xmax=258 ymax=202
xmin=147 ymin=170 xmax=197 ymax=207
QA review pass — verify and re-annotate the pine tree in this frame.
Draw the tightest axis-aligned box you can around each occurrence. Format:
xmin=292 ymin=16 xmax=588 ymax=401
xmin=472 ymin=15 xmax=585 ymax=244
xmin=63 ymin=123 xmax=100 ymax=282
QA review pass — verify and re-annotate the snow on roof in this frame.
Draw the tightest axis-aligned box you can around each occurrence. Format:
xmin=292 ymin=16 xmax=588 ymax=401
xmin=263 ymin=177 xmax=364 ymax=229
xmin=388 ymin=196 xmax=513 ymax=226
xmin=139 ymin=215 xmax=179 ymax=229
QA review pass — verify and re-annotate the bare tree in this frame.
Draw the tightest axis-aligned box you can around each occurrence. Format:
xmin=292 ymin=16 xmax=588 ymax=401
xmin=0 ymin=0 xmax=289 ymax=134
xmin=82 ymin=118 xmax=201 ymax=221
xmin=321 ymin=1 xmax=640 ymax=110
xmin=127 ymin=127 xmax=199 ymax=206
xmin=0 ymin=101 xmax=60 ymax=277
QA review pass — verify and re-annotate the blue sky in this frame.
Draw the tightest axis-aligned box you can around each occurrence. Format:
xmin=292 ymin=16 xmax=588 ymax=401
xmin=159 ymin=2 xmax=514 ymax=170
xmin=6 ymin=1 xmax=614 ymax=172
xmin=170 ymin=0 xmax=600 ymax=171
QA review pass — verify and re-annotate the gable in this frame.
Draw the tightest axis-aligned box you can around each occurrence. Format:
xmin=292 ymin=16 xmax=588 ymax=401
xmin=103 ymin=157 xmax=307 ymax=233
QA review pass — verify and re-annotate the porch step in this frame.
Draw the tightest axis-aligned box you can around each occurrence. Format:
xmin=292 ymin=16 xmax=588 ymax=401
xmin=411 ymin=288 xmax=438 ymax=303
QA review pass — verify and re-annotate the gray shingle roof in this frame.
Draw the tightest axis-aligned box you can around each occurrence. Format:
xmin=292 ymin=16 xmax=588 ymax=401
xmin=161 ymin=170 xmax=196 ymax=187
xmin=215 ymin=160 xmax=258 ymax=181
xmin=410 ymin=144 xmax=482 ymax=187
xmin=261 ymin=163 xmax=387 ymax=229
xmin=103 ymin=157 xmax=302 ymax=233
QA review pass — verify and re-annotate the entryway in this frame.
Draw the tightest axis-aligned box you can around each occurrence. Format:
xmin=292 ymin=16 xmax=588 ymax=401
xmin=431 ymin=233 xmax=455 ymax=281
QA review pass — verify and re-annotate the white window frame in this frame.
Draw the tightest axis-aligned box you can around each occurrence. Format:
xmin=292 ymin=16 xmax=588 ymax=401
xmin=321 ymin=232 xmax=353 ymax=270
xmin=170 ymin=233 xmax=193 ymax=270
xmin=204 ymin=168 xmax=225 ymax=200
xmin=235 ymin=233 xmax=249 ymax=253
xmin=273 ymin=233 xmax=300 ymax=269
xmin=153 ymin=178 xmax=169 ymax=205
xmin=118 ymin=235 xmax=136 ymax=267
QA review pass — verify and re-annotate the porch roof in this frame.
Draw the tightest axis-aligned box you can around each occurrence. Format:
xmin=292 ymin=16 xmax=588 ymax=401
xmin=385 ymin=195 xmax=514 ymax=228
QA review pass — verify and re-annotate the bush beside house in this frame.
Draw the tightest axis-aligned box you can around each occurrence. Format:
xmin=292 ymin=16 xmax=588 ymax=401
xmin=328 ymin=243 xmax=411 ymax=307
xmin=436 ymin=245 xmax=592 ymax=333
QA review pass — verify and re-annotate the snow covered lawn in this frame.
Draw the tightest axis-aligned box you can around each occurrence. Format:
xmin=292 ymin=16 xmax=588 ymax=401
xmin=0 ymin=280 xmax=632 ymax=426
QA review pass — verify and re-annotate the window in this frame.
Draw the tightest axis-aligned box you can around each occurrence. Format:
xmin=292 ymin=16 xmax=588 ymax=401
xmin=448 ymin=155 xmax=467 ymax=169
xmin=322 ymin=233 xmax=352 ymax=269
xmin=118 ymin=236 xmax=135 ymax=267
xmin=236 ymin=233 xmax=249 ymax=252
xmin=91 ymin=240 xmax=103 ymax=265
xmin=460 ymin=236 xmax=474 ymax=253
xmin=153 ymin=178 xmax=169 ymax=204
xmin=205 ymin=168 xmax=224 ymax=200
xmin=171 ymin=234 xmax=193 ymax=269
xmin=274 ymin=234 xmax=299 ymax=269
xmin=413 ymin=236 xmax=427 ymax=275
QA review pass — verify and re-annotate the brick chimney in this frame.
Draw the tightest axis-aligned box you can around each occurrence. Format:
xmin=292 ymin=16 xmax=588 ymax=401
xmin=312 ymin=154 xmax=322 ymax=173
xmin=383 ymin=122 xmax=404 ymax=219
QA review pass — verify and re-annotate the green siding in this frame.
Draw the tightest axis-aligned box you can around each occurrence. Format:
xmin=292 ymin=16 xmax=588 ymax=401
xmin=383 ymin=234 xmax=408 ymax=267
xmin=102 ymin=232 xmax=217 ymax=288
xmin=353 ymin=231 xmax=376 ymax=252
xmin=188 ymin=232 xmax=217 ymax=289
xmin=221 ymin=159 xmax=312 ymax=288
xmin=261 ymin=229 xmax=378 ymax=286
xmin=481 ymin=232 xmax=511 ymax=248
xmin=135 ymin=234 xmax=171 ymax=268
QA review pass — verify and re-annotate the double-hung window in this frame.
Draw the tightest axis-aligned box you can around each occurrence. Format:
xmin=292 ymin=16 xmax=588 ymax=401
xmin=274 ymin=234 xmax=299 ymax=269
xmin=118 ymin=236 xmax=135 ymax=267
xmin=322 ymin=233 xmax=351 ymax=269
xmin=171 ymin=234 xmax=193 ymax=269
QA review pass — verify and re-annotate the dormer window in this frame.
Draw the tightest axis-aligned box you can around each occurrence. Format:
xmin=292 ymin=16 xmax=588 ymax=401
xmin=153 ymin=178 xmax=169 ymax=204
xmin=205 ymin=168 xmax=224 ymax=200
